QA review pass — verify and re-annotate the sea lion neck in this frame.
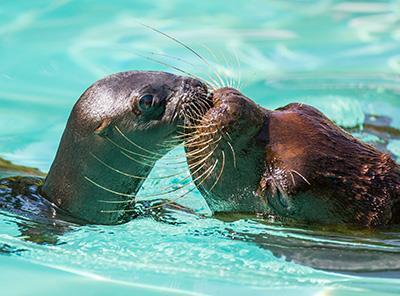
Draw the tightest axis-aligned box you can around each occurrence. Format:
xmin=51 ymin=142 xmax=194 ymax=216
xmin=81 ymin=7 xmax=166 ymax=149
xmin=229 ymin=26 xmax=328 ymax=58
xmin=42 ymin=124 xmax=167 ymax=224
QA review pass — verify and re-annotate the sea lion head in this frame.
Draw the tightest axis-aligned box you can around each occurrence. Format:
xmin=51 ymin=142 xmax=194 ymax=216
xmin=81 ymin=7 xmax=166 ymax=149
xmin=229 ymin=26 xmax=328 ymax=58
xmin=184 ymin=87 xmax=270 ymax=213
xmin=186 ymin=87 xmax=400 ymax=226
xmin=42 ymin=71 xmax=209 ymax=224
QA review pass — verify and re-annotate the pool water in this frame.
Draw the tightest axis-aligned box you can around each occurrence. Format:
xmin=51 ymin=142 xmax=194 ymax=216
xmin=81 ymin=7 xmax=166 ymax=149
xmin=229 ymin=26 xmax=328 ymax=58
xmin=1 ymin=0 xmax=400 ymax=295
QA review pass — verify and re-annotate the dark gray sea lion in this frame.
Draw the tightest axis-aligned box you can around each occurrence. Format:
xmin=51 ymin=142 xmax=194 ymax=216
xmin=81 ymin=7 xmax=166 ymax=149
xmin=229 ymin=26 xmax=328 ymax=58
xmin=184 ymin=87 xmax=400 ymax=227
xmin=0 ymin=71 xmax=208 ymax=225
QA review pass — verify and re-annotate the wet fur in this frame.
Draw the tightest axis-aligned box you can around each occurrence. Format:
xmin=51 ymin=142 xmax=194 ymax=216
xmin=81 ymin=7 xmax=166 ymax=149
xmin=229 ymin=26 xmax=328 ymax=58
xmin=186 ymin=88 xmax=400 ymax=227
xmin=263 ymin=103 xmax=400 ymax=226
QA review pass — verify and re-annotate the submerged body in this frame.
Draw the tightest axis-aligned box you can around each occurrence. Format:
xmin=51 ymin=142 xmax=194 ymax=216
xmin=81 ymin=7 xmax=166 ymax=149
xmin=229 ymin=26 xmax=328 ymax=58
xmin=185 ymin=87 xmax=400 ymax=227
xmin=0 ymin=71 xmax=208 ymax=225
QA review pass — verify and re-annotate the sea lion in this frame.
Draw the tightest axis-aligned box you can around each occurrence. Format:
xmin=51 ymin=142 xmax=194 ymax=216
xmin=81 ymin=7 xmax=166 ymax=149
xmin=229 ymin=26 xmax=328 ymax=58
xmin=0 ymin=71 xmax=209 ymax=225
xmin=184 ymin=87 xmax=400 ymax=227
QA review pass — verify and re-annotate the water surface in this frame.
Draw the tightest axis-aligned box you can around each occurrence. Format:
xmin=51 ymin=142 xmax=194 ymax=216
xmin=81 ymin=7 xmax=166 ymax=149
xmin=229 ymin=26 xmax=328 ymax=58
xmin=1 ymin=1 xmax=400 ymax=295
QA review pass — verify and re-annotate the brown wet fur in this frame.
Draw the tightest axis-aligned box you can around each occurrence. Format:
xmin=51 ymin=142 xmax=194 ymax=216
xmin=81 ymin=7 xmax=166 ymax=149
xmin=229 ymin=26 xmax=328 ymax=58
xmin=185 ymin=87 xmax=400 ymax=227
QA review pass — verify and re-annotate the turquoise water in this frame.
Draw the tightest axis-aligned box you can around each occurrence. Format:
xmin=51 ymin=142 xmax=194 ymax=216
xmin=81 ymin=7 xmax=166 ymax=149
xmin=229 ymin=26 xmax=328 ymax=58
xmin=1 ymin=0 xmax=400 ymax=295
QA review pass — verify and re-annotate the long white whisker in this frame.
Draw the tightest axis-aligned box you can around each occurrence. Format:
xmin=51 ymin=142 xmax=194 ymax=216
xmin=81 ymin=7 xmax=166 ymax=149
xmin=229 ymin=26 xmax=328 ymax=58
xmin=226 ymin=140 xmax=237 ymax=169
xmin=85 ymin=176 xmax=136 ymax=199
xmin=115 ymin=126 xmax=164 ymax=157
xmin=291 ymin=169 xmax=311 ymax=185
xmin=141 ymin=23 xmax=222 ymax=89
xmin=208 ymin=150 xmax=225 ymax=192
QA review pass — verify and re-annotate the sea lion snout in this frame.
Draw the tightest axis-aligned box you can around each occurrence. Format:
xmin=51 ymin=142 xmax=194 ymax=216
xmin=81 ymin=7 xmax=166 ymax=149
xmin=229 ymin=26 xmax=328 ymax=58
xmin=181 ymin=77 xmax=208 ymax=93
xmin=203 ymin=87 xmax=266 ymax=136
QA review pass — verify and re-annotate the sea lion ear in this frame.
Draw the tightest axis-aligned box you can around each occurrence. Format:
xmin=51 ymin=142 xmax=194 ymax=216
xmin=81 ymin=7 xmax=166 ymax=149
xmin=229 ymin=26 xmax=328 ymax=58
xmin=94 ymin=118 xmax=112 ymax=135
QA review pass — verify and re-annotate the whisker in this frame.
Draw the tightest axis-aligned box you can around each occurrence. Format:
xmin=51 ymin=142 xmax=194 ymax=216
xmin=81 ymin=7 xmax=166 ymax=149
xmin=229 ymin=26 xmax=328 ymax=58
xmin=107 ymin=134 xmax=192 ymax=163
xmin=191 ymin=97 xmax=210 ymax=115
xmin=121 ymin=150 xmax=188 ymax=167
xmin=184 ymin=137 xmax=215 ymax=148
xmin=141 ymin=23 xmax=222 ymax=89
xmin=196 ymin=158 xmax=220 ymax=187
xmin=163 ymin=134 xmax=216 ymax=150
xmin=161 ymin=131 xmax=212 ymax=147
xmin=208 ymin=150 xmax=225 ymax=192
xmin=177 ymin=124 xmax=216 ymax=129
xmin=187 ymin=142 xmax=221 ymax=169
xmin=186 ymin=136 xmax=222 ymax=157
xmin=106 ymin=137 xmax=159 ymax=162
xmin=220 ymin=50 xmax=234 ymax=88
xmin=102 ymin=186 xmax=199 ymax=214
xmin=146 ymin=51 xmax=201 ymax=68
xmin=115 ymin=126 xmax=165 ymax=158
xmin=157 ymin=140 xmax=183 ymax=149
xmin=97 ymin=159 xmax=207 ymax=206
xmin=146 ymin=158 xmax=219 ymax=210
xmin=85 ymin=176 xmax=136 ymax=199
xmin=188 ymin=102 xmax=204 ymax=118
xmin=226 ymin=140 xmax=237 ymax=169
xmin=107 ymin=156 xmax=218 ymax=211
xmin=291 ymin=169 xmax=311 ymax=185
xmin=100 ymin=209 xmax=130 ymax=213
xmin=233 ymin=49 xmax=242 ymax=91
xmin=123 ymin=125 xmax=222 ymax=212
xmin=91 ymin=152 xmax=147 ymax=180
xmin=91 ymin=152 xmax=190 ymax=180
xmin=135 ymin=53 xmax=215 ymax=89
xmin=182 ymin=109 xmax=203 ymax=124
xmin=145 ymin=186 xmax=198 ymax=211
xmin=145 ymin=51 xmax=220 ymax=90
xmin=140 ymin=161 xmax=208 ymax=199
xmin=201 ymin=44 xmax=226 ymax=89
xmin=173 ymin=128 xmax=217 ymax=140
xmin=289 ymin=170 xmax=296 ymax=186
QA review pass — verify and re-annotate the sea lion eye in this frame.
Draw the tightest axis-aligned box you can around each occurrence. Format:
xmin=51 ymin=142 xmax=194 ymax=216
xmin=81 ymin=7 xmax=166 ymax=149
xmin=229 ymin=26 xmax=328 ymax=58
xmin=138 ymin=94 xmax=154 ymax=111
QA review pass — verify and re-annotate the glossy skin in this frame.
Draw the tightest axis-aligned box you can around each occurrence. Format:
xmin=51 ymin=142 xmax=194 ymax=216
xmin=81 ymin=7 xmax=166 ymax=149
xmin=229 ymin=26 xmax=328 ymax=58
xmin=1 ymin=71 xmax=208 ymax=225
xmin=185 ymin=87 xmax=400 ymax=227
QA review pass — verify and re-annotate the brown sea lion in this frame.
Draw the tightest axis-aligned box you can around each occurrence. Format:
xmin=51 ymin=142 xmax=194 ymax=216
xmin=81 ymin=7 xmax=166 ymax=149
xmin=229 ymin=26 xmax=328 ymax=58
xmin=184 ymin=87 xmax=400 ymax=227
xmin=0 ymin=71 xmax=209 ymax=225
